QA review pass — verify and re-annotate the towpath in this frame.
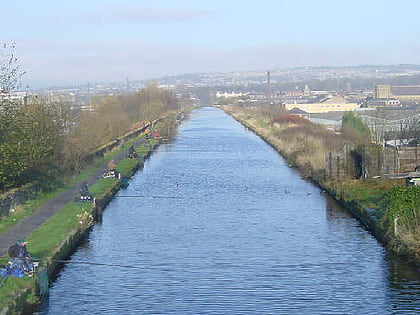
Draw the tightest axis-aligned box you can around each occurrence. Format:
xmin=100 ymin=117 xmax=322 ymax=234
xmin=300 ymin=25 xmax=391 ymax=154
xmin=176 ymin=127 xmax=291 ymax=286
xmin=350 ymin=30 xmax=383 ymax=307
xmin=0 ymin=139 xmax=146 ymax=257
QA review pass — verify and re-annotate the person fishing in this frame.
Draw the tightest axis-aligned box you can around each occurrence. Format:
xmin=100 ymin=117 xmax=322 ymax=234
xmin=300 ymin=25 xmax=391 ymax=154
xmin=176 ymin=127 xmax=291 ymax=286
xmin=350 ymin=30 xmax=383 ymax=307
xmin=8 ymin=239 xmax=34 ymax=275
xmin=80 ymin=182 xmax=88 ymax=195
xmin=128 ymin=145 xmax=137 ymax=158
xmin=80 ymin=182 xmax=90 ymax=198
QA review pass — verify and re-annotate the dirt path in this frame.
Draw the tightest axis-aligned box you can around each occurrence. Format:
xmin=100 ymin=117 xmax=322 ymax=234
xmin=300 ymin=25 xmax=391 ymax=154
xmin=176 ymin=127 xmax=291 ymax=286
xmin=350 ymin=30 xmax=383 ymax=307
xmin=0 ymin=140 xmax=145 ymax=257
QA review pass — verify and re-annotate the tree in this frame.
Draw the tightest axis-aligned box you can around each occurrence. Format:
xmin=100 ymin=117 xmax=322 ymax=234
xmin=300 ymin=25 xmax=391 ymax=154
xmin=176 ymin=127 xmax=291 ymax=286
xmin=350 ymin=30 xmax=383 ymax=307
xmin=0 ymin=43 xmax=27 ymax=190
xmin=0 ymin=43 xmax=25 ymax=96
xmin=0 ymin=105 xmax=28 ymax=190
xmin=21 ymin=99 xmax=73 ymax=180
xmin=0 ymin=51 xmax=181 ymax=189
xmin=341 ymin=112 xmax=374 ymax=179
xmin=342 ymin=111 xmax=372 ymax=144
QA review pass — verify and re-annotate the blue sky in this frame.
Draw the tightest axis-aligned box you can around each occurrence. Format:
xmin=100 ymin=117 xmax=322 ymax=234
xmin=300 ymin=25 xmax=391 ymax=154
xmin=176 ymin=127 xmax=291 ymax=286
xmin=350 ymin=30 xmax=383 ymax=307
xmin=1 ymin=0 xmax=420 ymax=87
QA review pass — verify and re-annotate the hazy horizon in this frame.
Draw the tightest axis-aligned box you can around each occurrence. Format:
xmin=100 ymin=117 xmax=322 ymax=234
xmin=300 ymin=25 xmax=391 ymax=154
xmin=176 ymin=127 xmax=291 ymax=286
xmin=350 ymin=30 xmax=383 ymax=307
xmin=2 ymin=0 xmax=420 ymax=88
xmin=20 ymin=63 xmax=420 ymax=91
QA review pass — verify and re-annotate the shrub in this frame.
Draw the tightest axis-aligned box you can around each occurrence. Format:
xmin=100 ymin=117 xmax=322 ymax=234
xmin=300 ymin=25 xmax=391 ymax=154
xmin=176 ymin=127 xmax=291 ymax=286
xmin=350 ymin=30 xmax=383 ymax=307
xmin=382 ymin=185 xmax=420 ymax=236
xmin=272 ymin=114 xmax=312 ymax=125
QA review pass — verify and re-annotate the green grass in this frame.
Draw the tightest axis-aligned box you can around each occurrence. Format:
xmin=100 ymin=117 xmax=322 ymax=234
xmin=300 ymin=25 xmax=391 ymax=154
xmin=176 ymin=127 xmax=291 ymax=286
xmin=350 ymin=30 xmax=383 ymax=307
xmin=136 ymin=139 xmax=158 ymax=156
xmin=116 ymin=158 xmax=141 ymax=177
xmin=26 ymin=154 xmax=143 ymax=260
xmin=0 ymin=134 xmax=147 ymax=238
xmin=0 ymin=180 xmax=115 ymax=308
xmin=0 ymin=199 xmax=95 ymax=308
xmin=64 ymin=135 xmax=147 ymax=184
xmin=0 ymin=117 xmax=181 ymax=312
xmin=0 ymin=146 xmax=146 ymax=309
xmin=89 ymin=178 xmax=119 ymax=198
xmin=136 ymin=145 xmax=150 ymax=157
xmin=0 ymin=275 xmax=36 ymax=309
xmin=0 ymin=187 xmax=69 ymax=236
xmin=332 ymin=178 xmax=404 ymax=209
xmin=28 ymin=201 xmax=94 ymax=259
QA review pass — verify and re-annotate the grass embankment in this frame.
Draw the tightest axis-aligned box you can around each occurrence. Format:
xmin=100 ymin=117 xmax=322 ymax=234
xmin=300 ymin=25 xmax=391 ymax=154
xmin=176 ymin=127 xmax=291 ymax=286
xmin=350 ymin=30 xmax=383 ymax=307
xmin=335 ymin=179 xmax=420 ymax=262
xmin=0 ymin=109 xmax=184 ymax=313
xmin=23 ymin=154 xmax=141 ymax=261
xmin=0 ymin=140 xmax=153 ymax=312
xmin=222 ymin=105 xmax=420 ymax=265
xmin=325 ymin=178 xmax=404 ymax=209
xmin=224 ymin=105 xmax=340 ymax=174
xmin=0 ymin=134 xmax=151 ymax=237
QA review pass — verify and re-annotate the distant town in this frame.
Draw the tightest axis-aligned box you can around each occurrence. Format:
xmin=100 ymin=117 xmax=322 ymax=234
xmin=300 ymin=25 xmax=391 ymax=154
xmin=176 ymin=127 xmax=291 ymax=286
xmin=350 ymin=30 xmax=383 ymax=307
xmin=12 ymin=64 xmax=419 ymax=103
xmin=7 ymin=64 xmax=420 ymax=144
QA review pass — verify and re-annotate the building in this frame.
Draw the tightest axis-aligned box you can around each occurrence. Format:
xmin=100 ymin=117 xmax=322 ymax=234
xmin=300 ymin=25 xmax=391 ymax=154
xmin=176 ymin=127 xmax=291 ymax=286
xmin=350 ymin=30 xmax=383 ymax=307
xmin=373 ymin=84 xmax=420 ymax=101
xmin=215 ymin=91 xmax=245 ymax=98
xmin=285 ymin=96 xmax=360 ymax=114
xmin=365 ymin=98 xmax=401 ymax=108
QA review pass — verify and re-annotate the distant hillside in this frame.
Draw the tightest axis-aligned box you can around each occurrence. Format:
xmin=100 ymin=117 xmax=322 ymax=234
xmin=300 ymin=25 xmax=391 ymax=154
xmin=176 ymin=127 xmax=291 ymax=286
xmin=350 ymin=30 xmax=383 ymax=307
xmin=155 ymin=64 xmax=420 ymax=93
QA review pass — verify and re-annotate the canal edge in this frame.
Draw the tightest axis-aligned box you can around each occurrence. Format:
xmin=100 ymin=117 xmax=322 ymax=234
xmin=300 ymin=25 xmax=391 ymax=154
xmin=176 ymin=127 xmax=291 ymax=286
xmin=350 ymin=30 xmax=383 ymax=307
xmin=0 ymin=143 xmax=158 ymax=315
xmin=219 ymin=105 xmax=420 ymax=268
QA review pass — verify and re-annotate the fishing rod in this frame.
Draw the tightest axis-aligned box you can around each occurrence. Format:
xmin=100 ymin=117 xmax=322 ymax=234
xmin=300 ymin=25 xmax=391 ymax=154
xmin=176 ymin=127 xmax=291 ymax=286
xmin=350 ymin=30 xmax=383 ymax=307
xmin=0 ymin=257 xmax=143 ymax=270
xmin=115 ymin=195 xmax=198 ymax=199
xmin=32 ymin=259 xmax=144 ymax=270
xmin=160 ymin=150 xmax=230 ymax=152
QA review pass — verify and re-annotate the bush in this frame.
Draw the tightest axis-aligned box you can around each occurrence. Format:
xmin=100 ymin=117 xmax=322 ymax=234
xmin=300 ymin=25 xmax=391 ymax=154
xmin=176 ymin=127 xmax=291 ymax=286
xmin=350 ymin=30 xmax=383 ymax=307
xmin=342 ymin=111 xmax=371 ymax=144
xmin=273 ymin=114 xmax=312 ymax=125
xmin=382 ymin=185 xmax=420 ymax=236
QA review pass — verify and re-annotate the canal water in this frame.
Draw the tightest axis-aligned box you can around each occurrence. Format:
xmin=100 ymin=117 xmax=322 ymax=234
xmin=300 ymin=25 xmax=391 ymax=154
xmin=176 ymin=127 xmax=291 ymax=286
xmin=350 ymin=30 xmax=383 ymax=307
xmin=41 ymin=107 xmax=420 ymax=314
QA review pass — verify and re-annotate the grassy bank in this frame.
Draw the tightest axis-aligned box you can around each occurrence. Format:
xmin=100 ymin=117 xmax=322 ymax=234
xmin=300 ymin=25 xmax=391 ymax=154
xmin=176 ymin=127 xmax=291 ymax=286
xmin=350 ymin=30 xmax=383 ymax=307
xmin=0 ymin=106 xmax=192 ymax=313
xmin=221 ymin=105 xmax=420 ymax=266
xmin=0 ymin=138 xmax=157 ymax=314
xmin=0 ymin=127 xmax=161 ymax=238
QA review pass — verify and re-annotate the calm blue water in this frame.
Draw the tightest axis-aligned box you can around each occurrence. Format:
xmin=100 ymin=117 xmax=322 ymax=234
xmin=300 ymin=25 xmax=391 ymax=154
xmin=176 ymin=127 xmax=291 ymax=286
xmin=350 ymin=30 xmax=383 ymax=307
xmin=42 ymin=107 xmax=420 ymax=314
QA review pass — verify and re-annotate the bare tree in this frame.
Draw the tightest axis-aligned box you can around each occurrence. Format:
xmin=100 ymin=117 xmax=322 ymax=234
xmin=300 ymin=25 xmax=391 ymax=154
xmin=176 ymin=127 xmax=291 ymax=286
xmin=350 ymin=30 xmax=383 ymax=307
xmin=0 ymin=43 xmax=25 ymax=96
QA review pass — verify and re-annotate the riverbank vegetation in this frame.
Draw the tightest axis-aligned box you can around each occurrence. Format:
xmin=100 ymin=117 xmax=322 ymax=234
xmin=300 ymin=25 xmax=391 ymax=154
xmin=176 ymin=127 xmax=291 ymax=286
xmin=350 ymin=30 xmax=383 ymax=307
xmin=0 ymin=138 xmax=155 ymax=311
xmin=0 ymin=45 xmax=188 ymax=195
xmin=382 ymin=185 xmax=420 ymax=258
xmin=226 ymin=104 xmax=345 ymax=173
xmin=0 ymin=81 xmax=186 ymax=193
xmin=0 ymin=119 xmax=172 ymax=240
xmin=0 ymin=109 xmax=178 ymax=312
xmin=222 ymin=104 xmax=420 ymax=264
xmin=0 ymin=45 xmax=189 ymax=312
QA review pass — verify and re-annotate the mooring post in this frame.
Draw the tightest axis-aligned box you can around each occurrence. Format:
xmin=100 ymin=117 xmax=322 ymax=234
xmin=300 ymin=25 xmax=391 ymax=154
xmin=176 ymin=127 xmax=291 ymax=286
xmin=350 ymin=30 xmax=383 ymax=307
xmin=394 ymin=216 xmax=399 ymax=237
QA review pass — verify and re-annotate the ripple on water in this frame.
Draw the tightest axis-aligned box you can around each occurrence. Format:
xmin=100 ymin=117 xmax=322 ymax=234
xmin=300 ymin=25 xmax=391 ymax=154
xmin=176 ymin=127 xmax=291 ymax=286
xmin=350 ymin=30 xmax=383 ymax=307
xmin=42 ymin=108 xmax=420 ymax=314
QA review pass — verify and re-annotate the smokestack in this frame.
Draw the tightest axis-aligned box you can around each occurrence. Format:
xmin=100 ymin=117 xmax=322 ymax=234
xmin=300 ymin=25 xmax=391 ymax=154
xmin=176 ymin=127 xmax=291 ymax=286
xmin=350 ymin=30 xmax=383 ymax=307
xmin=267 ymin=71 xmax=271 ymax=100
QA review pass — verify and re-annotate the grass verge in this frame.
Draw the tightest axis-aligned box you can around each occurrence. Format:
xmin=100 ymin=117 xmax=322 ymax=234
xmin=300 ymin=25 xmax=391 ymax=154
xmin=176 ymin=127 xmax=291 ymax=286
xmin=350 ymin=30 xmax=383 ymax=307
xmin=0 ymin=135 xmax=148 ymax=237
xmin=0 ymin=146 xmax=147 ymax=311
xmin=327 ymin=178 xmax=404 ymax=209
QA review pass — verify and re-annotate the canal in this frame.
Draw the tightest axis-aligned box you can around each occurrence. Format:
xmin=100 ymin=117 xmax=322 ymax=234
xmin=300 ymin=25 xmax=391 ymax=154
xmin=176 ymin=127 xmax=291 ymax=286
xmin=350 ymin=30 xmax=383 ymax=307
xmin=41 ymin=107 xmax=420 ymax=314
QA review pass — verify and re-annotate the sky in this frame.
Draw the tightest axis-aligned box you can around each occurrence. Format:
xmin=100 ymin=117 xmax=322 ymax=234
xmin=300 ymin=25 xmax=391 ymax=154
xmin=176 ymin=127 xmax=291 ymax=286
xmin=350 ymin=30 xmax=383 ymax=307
xmin=1 ymin=0 xmax=420 ymax=88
